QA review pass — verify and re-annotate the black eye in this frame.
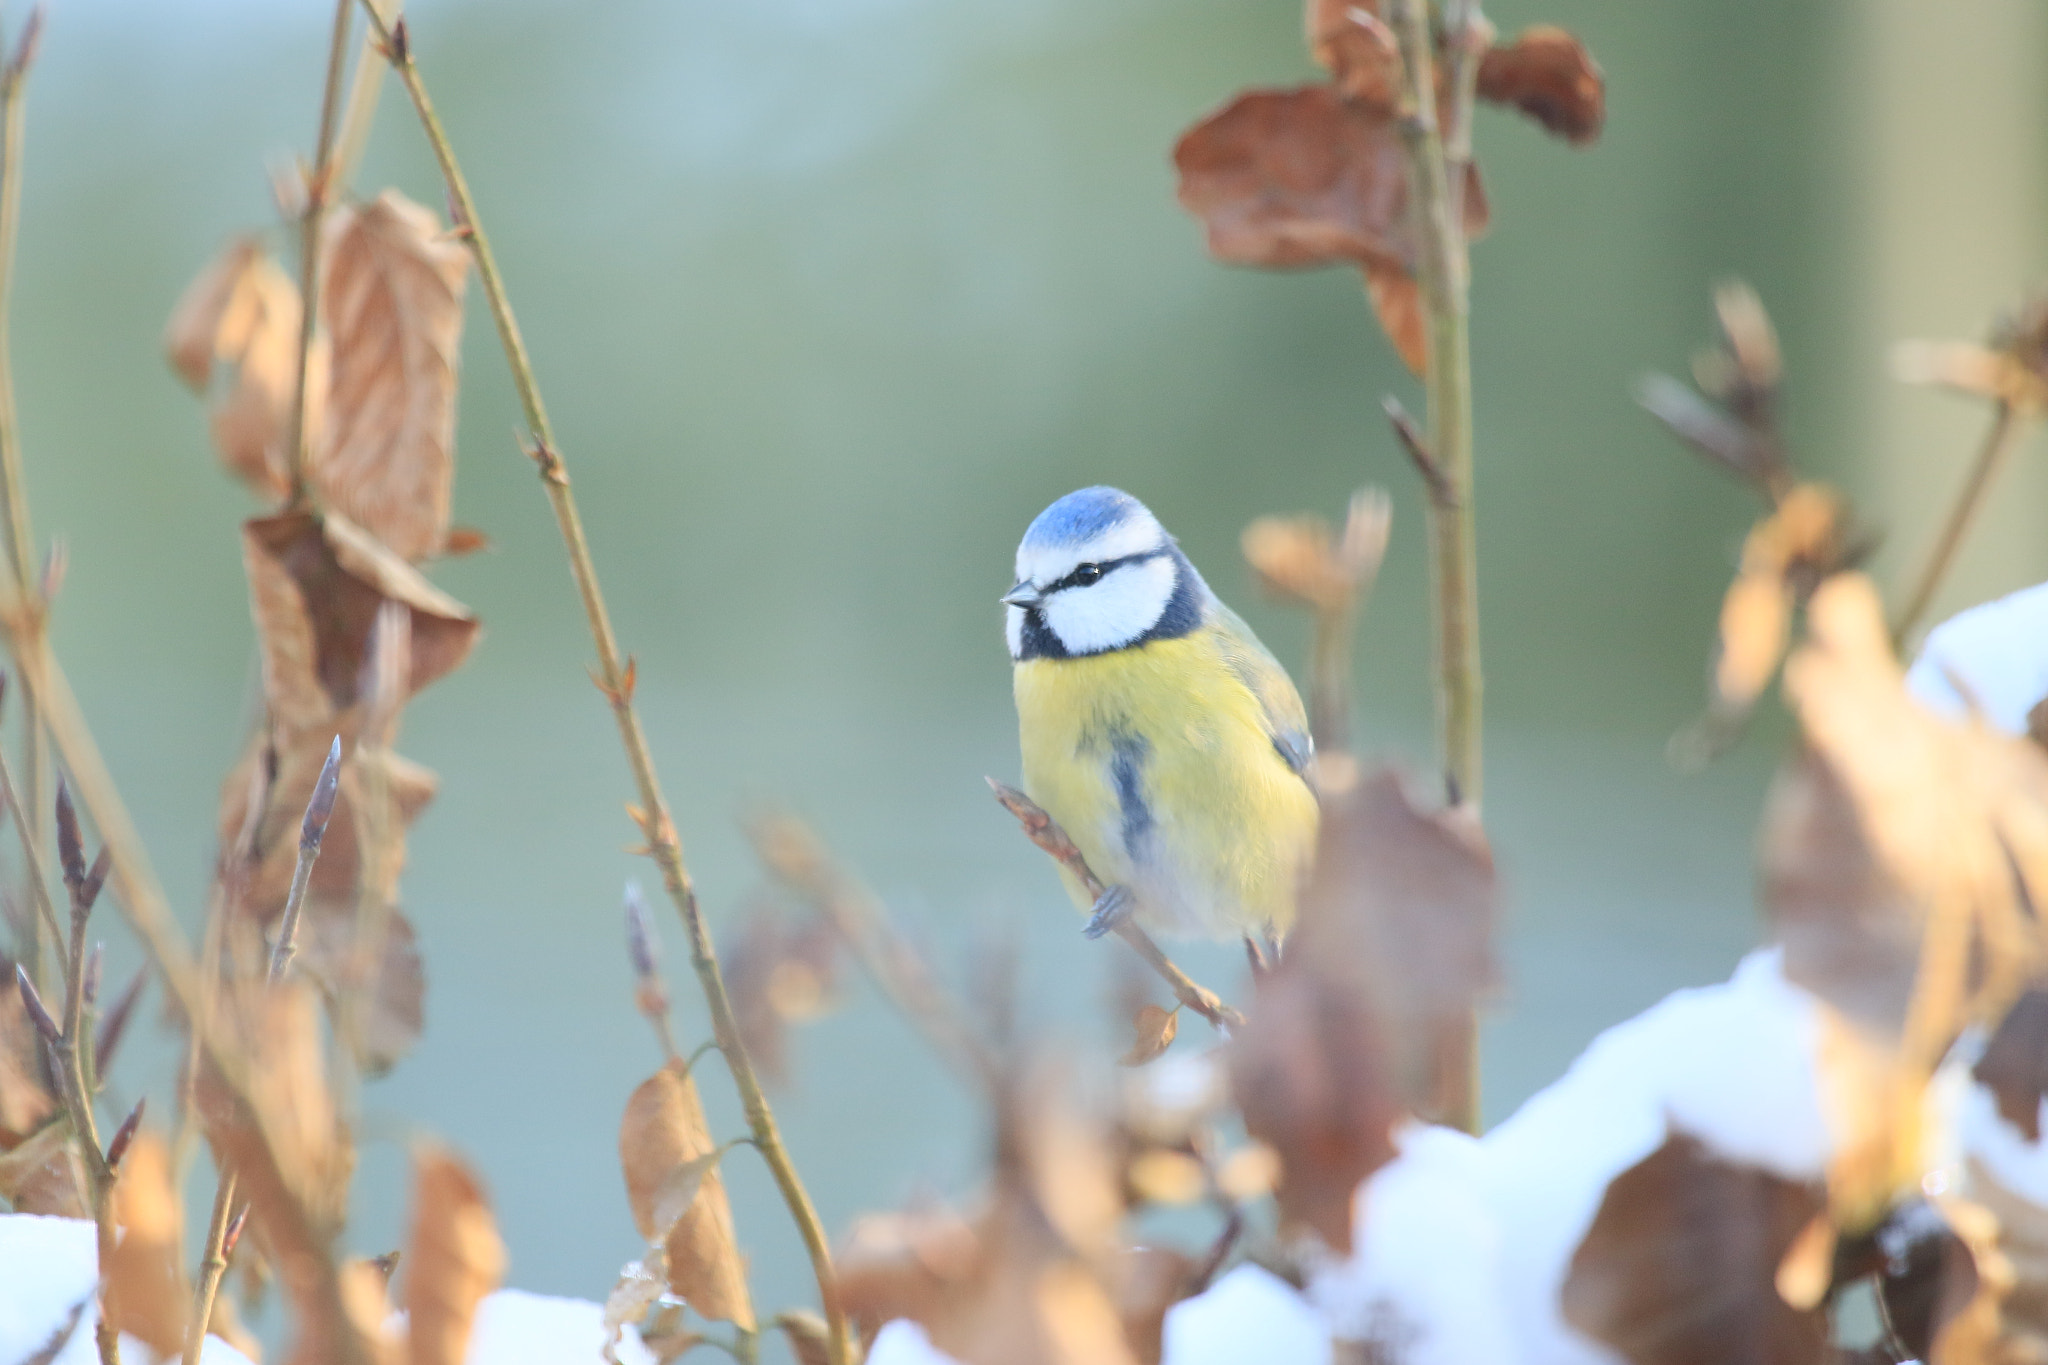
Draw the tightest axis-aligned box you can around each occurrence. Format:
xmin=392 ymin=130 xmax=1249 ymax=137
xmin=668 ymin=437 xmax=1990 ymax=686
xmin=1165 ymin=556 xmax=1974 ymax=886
xmin=1072 ymin=563 xmax=1103 ymax=586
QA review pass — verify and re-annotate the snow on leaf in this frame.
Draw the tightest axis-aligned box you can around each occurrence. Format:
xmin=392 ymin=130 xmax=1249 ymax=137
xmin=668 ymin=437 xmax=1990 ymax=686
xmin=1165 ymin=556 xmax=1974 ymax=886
xmin=617 ymin=1063 xmax=751 ymax=1329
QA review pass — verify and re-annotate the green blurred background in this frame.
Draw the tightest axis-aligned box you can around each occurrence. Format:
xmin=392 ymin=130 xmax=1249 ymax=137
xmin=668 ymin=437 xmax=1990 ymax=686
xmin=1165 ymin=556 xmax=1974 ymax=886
xmin=7 ymin=0 xmax=2045 ymax=1334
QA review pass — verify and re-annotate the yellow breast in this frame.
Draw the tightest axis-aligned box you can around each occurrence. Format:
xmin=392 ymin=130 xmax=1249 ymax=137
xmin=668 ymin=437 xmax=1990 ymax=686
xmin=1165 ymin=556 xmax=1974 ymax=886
xmin=1012 ymin=626 xmax=1318 ymax=939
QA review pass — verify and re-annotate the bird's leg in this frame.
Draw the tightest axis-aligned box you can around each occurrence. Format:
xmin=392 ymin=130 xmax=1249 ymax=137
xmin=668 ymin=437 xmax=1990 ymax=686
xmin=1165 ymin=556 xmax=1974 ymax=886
xmin=1081 ymin=884 xmax=1135 ymax=940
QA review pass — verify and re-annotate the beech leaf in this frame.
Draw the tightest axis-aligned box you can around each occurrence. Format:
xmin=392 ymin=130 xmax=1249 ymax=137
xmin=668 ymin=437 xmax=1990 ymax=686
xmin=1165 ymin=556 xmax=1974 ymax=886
xmin=403 ymin=1146 xmax=506 ymax=1365
xmin=1364 ymin=259 xmax=1427 ymax=376
xmin=1173 ymin=85 xmax=1488 ymax=274
xmin=1561 ymin=1133 xmax=1828 ymax=1365
xmin=618 ymin=1062 xmax=753 ymax=1328
xmin=1476 ymin=26 xmax=1607 ymax=145
xmin=1120 ymin=1005 xmax=1179 ymax=1067
xmin=316 ymin=190 xmax=471 ymax=560
xmin=1305 ymin=0 xmax=1398 ymax=111
xmin=104 ymin=1131 xmax=189 ymax=1355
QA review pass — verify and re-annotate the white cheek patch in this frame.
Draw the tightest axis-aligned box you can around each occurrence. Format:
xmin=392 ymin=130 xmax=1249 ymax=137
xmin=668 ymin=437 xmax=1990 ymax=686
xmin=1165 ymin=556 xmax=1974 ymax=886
xmin=1005 ymin=604 xmax=1026 ymax=659
xmin=1040 ymin=556 xmax=1177 ymax=655
xmin=1014 ymin=513 xmax=1167 ymax=585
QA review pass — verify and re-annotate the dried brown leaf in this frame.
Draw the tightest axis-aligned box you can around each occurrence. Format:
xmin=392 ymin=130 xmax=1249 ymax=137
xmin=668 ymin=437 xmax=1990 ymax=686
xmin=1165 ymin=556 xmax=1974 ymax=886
xmin=166 ymin=238 xmax=329 ymax=500
xmin=1561 ymin=1133 xmax=1828 ymax=1365
xmin=1701 ymin=485 xmax=1842 ymax=729
xmin=1120 ymin=1005 xmax=1179 ymax=1067
xmin=1173 ymin=85 xmax=1487 ymax=273
xmin=1476 ymin=26 xmax=1606 ymax=145
xmin=1765 ymin=573 xmax=2048 ymax=1047
xmin=1364 ymin=260 xmax=1427 ymax=376
xmin=0 ymin=965 xmax=55 ymax=1140
xmin=0 ymin=1116 xmax=85 ymax=1216
xmin=300 ymin=900 xmax=426 ymax=1077
xmin=1242 ymin=489 xmax=1391 ymax=615
xmin=1975 ymin=989 xmax=2048 ymax=1142
xmin=1305 ymin=0 xmax=1398 ymax=110
xmin=1110 ymin=1247 xmax=1195 ymax=1365
xmin=837 ymin=1205 xmax=981 ymax=1341
xmin=403 ymin=1146 xmax=506 ymax=1365
xmin=775 ymin=1310 xmax=833 ymax=1365
xmin=242 ymin=509 xmax=480 ymax=739
xmin=618 ymin=1063 xmax=753 ymax=1329
xmin=104 ymin=1130 xmax=188 ymax=1355
xmin=317 ymin=190 xmax=471 ymax=560
xmin=1952 ymin=1159 xmax=2048 ymax=1359
xmin=1232 ymin=766 xmax=1495 ymax=1249
xmin=1126 ymin=1150 xmax=1204 ymax=1207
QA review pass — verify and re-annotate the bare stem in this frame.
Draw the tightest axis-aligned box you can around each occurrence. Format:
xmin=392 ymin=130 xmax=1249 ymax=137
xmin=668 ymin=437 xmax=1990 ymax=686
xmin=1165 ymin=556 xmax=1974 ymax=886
xmin=354 ymin=10 xmax=849 ymax=1360
xmin=987 ymin=780 xmax=1247 ymax=1031
xmin=0 ymin=11 xmax=48 ymax=984
xmin=1891 ymin=402 xmax=2034 ymax=648
xmin=1389 ymin=0 xmax=1483 ymax=1136
xmin=283 ymin=0 xmax=355 ymax=507
xmin=0 ymin=718 xmax=62 ymax=966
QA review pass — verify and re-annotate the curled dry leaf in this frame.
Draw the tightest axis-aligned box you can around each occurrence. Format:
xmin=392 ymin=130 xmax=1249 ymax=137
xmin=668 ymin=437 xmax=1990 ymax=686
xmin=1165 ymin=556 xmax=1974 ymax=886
xmin=1120 ymin=1005 xmax=1179 ymax=1067
xmin=1232 ymin=765 xmax=1494 ymax=1250
xmin=1975 ymin=988 xmax=2048 ymax=1142
xmin=1305 ymin=0 xmax=1398 ymax=110
xmin=1561 ymin=1133 xmax=1828 ymax=1365
xmin=618 ymin=1062 xmax=753 ymax=1329
xmin=403 ymin=1146 xmax=507 ymax=1365
xmin=299 ymin=898 xmax=426 ymax=1076
xmin=1765 ymin=573 xmax=2048 ymax=1047
xmin=0 ymin=1117 xmax=85 ymax=1217
xmin=1706 ymin=485 xmax=1843 ymax=724
xmin=1476 ymin=26 xmax=1606 ymax=145
xmin=1173 ymin=85 xmax=1488 ymax=274
xmin=104 ymin=1130 xmax=188 ymax=1355
xmin=0 ymin=965 xmax=55 ymax=1140
xmin=1242 ymin=489 xmax=1391 ymax=614
xmin=242 ymin=510 xmax=480 ymax=740
xmin=317 ymin=190 xmax=471 ymax=560
xmin=164 ymin=237 xmax=329 ymax=501
xmin=1364 ymin=260 xmax=1427 ymax=375
xmin=837 ymin=1204 xmax=982 ymax=1341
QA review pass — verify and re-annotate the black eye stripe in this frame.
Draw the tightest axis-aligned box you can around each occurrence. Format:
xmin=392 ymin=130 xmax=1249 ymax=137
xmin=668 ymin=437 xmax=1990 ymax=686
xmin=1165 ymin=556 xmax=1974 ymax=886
xmin=1044 ymin=550 xmax=1157 ymax=595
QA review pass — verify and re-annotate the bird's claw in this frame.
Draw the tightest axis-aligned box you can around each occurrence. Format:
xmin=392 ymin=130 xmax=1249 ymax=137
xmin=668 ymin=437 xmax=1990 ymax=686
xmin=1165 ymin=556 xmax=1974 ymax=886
xmin=1082 ymin=885 xmax=1135 ymax=940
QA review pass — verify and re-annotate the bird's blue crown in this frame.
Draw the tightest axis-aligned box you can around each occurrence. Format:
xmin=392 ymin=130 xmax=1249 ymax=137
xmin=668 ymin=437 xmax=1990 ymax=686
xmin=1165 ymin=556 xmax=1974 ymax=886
xmin=1020 ymin=486 xmax=1147 ymax=552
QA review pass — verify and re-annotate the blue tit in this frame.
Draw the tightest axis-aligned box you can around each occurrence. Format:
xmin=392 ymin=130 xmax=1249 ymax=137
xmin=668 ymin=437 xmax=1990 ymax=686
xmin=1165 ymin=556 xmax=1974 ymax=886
xmin=1004 ymin=486 xmax=1319 ymax=942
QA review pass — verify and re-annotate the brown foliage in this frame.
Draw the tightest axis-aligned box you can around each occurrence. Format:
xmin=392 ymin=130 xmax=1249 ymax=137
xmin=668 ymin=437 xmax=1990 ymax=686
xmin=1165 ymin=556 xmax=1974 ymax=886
xmin=1232 ymin=765 xmax=1495 ymax=1251
xmin=403 ymin=1146 xmax=507 ymax=1365
xmin=1764 ymin=574 xmax=2048 ymax=1047
xmin=0 ymin=1112 xmax=84 ymax=1216
xmin=1305 ymin=0 xmax=1397 ymax=110
xmin=618 ymin=1062 xmax=753 ymax=1328
xmin=0 ymin=963 xmax=54 ymax=1141
xmin=315 ymin=190 xmax=471 ymax=560
xmin=1975 ymin=989 xmax=2048 ymax=1142
xmin=1119 ymin=1005 xmax=1179 ymax=1068
xmin=241 ymin=510 xmax=479 ymax=743
xmin=104 ymin=1130 xmax=188 ymax=1355
xmin=1707 ymin=485 xmax=1843 ymax=725
xmin=1241 ymin=489 xmax=1391 ymax=616
xmin=1562 ymin=1134 xmax=1828 ymax=1365
xmin=1477 ymin=26 xmax=1607 ymax=145
xmin=164 ymin=237 xmax=328 ymax=500
xmin=723 ymin=904 xmax=840 ymax=1086
xmin=1173 ymin=86 xmax=1488 ymax=275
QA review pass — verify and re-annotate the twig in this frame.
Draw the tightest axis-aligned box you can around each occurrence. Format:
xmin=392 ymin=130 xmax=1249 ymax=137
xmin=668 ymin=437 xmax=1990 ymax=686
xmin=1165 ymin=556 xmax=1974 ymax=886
xmin=1382 ymin=396 xmax=1447 ymax=504
xmin=623 ymin=880 xmax=681 ymax=1063
xmin=1891 ymin=401 xmax=2034 ymax=647
xmin=46 ymin=784 xmax=119 ymax=1365
xmin=1388 ymin=0 xmax=1483 ymax=1134
xmin=749 ymin=813 xmax=999 ymax=1087
xmin=283 ymin=0 xmax=355 ymax=507
xmin=353 ymin=10 xmax=850 ymax=1361
xmin=986 ymin=779 xmax=1247 ymax=1031
xmin=0 ymin=9 xmax=48 ymax=984
xmin=184 ymin=736 xmax=340 ymax=1365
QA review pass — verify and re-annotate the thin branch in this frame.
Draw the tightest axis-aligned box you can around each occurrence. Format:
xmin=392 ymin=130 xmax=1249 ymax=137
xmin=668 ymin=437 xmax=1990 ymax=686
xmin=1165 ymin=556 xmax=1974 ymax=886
xmin=749 ymin=813 xmax=999 ymax=1088
xmin=353 ymin=10 xmax=849 ymax=1361
xmin=0 ymin=8 xmax=48 ymax=985
xmin=1388 ymin=0 xmax=1483 ymax=1134
xmin=0 ymin=704 xmax=62 ymax=969
xmin=1382 ymin=396 xmax=1447 ymax=504
xmin=1891 ymin=401 xmax=2034 ymax=648
xmin=283 ymin=0 xmax=355 ymax=507
xmin=986 ymin=780 xmax=1247 ymax=1032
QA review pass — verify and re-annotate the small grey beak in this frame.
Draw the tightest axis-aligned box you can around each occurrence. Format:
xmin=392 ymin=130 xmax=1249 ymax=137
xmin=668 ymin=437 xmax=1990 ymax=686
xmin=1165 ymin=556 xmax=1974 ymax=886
xmin=1001 ymin=582 xmax=1042 ymax=610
